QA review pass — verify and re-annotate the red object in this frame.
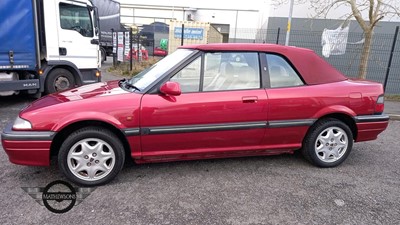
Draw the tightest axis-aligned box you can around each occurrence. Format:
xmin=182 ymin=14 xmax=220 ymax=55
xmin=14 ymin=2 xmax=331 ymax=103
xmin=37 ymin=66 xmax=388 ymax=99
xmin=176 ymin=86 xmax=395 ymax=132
xmin=127 ymin=49 xmax=148 ymax=61
xmin=2 ymin=139 xmax=51 ymax=166
xmin=1 ymin=43 xmax=389 ymax=173
xmin=154 ymin=47 xmax=168 ymax=56
xmin=160 ymin=81 xmax=181 ymax=96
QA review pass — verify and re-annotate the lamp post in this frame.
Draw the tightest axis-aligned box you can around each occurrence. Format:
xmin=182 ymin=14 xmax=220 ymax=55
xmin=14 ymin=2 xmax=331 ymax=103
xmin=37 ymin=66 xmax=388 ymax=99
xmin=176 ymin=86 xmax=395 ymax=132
xmin=285 ymin=0 xmax=294 ymax=46
xmin=234 ymin=10 xmax=239 ymax=42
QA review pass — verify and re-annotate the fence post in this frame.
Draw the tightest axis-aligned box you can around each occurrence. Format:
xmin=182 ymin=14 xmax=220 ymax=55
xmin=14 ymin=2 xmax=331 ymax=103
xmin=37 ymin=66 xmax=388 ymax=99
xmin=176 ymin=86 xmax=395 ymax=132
xmin=234 ymin=10 xmax=238 ymax=43
xmin=384 ymin=26 xmax=399 ymax=92
xmin=137 ymin=32 xmax=140 ymax=63
xmin=264 ymin=29 xmax=267 ymax=44
xmin=112 ymin=28 xmax=116 ymax=67
xmin=276 ymin=27 xmax=281 ymax=45
xmin=129 ymin=28 xmax=133 ymax=71
xmin=152 ymin=39 xmax=155 ymax=58
xmin=181 ymin=24 xmax=184 ymax=46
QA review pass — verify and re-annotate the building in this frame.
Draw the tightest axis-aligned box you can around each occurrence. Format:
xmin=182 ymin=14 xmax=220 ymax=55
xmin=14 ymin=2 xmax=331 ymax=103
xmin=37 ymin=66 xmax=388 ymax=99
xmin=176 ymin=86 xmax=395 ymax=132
xmin=117 ymin=0 xmax=400 ymax=94
xmin=118 ymin=0 xmax=269 ymax=42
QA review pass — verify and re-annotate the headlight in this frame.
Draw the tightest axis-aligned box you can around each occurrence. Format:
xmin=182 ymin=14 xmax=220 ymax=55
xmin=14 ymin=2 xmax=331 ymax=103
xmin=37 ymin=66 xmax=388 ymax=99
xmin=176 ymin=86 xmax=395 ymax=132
xmin=13 ymin=117 xmax=32 ymax=130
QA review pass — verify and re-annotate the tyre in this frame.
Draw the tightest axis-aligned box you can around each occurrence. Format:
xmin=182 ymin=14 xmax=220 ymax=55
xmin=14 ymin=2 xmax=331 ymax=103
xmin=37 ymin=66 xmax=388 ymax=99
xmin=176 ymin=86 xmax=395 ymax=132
xmin=58 ymin=127 xmax=125 ymax=186
xmin=302 ymin=118 xmax=353 ymax=167
xmin=45 ymin=68 xmax=75 ymax=94
xmin=100 ymin=47 xmax=106 ymax=63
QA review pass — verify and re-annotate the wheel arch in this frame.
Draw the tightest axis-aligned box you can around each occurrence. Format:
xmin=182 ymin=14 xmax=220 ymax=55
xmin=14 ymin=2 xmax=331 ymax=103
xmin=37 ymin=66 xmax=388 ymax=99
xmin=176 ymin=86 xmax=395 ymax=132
xmin=44 ymin=61 xmax=83 ymax=86
xmin=312 ymin=113 xmax=358 ymax=141
xmin=50 ymin=120 xmax=131 ymax=160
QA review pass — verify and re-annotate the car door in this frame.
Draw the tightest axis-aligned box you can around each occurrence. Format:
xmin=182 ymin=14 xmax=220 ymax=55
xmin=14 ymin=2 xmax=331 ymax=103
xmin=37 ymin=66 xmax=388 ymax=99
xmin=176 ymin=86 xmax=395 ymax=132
xmin=263 ymin=53 xmax=318 ymax=148
xmin=139 ymin=52 xmax=268 ymax=159
xmin=57 ymin=1 xmax=99 ymax=69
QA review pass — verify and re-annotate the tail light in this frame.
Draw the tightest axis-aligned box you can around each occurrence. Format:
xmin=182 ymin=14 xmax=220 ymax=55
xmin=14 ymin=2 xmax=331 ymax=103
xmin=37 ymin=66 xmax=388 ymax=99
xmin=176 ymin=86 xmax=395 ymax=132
xmin=375 ymin=95 xmax=385 ymax=114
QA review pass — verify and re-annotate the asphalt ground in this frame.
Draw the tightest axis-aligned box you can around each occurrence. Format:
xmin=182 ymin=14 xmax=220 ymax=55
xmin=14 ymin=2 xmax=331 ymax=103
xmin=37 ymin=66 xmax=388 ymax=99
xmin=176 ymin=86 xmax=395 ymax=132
xmin=0 ymin=59 xmax=399 ymax=224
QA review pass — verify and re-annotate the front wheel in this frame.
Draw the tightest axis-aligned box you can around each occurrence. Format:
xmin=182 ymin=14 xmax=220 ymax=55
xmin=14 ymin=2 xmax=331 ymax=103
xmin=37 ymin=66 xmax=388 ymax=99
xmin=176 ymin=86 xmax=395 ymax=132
xmin=58 ymin=127 xmax=125 ymax=186
xmin=302 ymin=119 xmax=353 ymax=167
xmin=45 ymin=68 xmax=75 ymax=94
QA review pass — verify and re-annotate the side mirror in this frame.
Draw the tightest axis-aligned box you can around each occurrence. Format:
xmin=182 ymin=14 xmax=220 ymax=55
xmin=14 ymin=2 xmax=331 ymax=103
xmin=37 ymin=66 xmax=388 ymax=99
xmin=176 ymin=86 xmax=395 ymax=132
xmin=160 ymin=81 xmax=181 ymax=96
xmin=91 ymin=39 xmax=99 ymax=45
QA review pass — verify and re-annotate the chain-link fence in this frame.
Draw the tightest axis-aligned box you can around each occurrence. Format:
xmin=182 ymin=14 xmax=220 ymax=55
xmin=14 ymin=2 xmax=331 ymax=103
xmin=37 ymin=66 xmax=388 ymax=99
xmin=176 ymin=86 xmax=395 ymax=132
xmin=114 ymin=23 xmax=400 ymax=94
xmin=230 ymin=27 xmax=400 ymax=94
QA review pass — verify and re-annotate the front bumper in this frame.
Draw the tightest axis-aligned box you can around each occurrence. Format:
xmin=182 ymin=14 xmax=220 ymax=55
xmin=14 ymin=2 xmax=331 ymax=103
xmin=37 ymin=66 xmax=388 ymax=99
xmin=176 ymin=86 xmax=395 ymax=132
xmin=354 ymin=115 xmax=389 ymax=142
xmin=1 ymin=123 xmax=55 ymax=166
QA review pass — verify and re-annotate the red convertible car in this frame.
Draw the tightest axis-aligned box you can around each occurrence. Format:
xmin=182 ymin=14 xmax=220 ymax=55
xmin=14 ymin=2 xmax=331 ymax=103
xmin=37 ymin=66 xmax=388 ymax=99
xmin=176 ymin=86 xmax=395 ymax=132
xmin=1 ymin=44 xmax=389 ymax=186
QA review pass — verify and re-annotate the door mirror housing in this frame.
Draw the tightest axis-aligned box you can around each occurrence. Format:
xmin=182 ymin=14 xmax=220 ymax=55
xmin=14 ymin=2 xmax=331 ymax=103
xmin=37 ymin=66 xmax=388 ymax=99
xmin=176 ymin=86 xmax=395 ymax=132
xmin=91 ymin=39 xmax=99 ymax=45
xmin=160 ymin=81 xmax=181 ymax=96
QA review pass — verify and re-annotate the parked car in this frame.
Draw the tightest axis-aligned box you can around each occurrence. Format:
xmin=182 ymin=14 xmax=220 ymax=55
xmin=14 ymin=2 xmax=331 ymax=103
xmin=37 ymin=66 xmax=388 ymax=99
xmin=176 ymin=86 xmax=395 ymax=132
xmin=1 ymin=43 xmax=389 ymax=186
xmin=153 ymin=47 xmax=168 ymax=57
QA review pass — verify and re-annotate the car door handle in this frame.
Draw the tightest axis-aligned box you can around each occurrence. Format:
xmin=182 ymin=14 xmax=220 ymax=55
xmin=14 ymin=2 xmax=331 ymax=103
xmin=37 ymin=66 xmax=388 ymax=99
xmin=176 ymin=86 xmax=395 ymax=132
xmin=91 ymin=39 xmax=99 ymax=45
xmin=242 ymin=96 xmax=258 ymax=103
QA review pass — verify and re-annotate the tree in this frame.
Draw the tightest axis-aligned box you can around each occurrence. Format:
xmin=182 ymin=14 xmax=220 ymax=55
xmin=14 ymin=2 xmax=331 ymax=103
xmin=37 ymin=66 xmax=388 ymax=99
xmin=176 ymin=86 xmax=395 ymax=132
xmin=273 ymin=0 xmax=400 ymax=79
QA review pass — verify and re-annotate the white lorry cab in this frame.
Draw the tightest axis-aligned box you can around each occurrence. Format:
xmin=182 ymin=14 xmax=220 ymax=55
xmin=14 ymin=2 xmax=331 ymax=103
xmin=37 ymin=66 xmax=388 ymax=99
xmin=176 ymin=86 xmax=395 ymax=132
xmin=0 ymin=0 xmax=101 ymax=97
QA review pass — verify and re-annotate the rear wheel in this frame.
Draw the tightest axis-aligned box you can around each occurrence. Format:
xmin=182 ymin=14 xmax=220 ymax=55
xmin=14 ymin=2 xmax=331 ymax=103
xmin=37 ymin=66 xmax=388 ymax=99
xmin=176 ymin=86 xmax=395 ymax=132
xmin=58 ymin=127 xmax=125 ymax=186
xmin=45 ymin=68 xmax=75 ymax=94
xmin=302 ymin=119 xmax=353 ymax=167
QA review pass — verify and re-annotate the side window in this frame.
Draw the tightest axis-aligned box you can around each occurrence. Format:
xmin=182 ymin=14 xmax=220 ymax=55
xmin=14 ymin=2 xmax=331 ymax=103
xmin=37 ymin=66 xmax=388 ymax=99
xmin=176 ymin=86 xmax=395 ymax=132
xmin=59 ymin=3 xmax=93 ymax=37
xmin=170 ymin=57 xmax=201 ymax=93
xmin=203 ymin=52 xmax=260 ymax=91
xmin=266 ymin=54 xmax=304 ymax=88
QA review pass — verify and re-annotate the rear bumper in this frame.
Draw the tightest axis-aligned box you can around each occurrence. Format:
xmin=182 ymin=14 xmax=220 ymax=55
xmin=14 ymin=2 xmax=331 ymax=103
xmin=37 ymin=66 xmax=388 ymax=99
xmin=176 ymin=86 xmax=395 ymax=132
xmin=1 ymin=123 xmax=55 ymax=166
xmin=354 ymin=115 xmax=389 ymax=142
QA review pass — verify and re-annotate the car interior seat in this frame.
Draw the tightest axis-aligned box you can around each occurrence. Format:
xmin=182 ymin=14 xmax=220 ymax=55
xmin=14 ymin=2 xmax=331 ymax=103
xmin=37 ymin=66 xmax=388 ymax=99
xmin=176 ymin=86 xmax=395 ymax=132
xmin=228 ymin=66 xmax=259 ymax=90
xmin=269 ymin=65 xmax=294 ymax=88
xmin=204 ymin=62 xmax=234 ymax=91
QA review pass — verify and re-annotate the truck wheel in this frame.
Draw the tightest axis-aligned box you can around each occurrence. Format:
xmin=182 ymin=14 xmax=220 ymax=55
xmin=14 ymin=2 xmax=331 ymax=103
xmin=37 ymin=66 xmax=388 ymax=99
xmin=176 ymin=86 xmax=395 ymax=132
xmin=45 ymin=68 xmax=75 ymax=94
xmin=58 ymin=127 xmax=125 ymax=186
xmin=100 ymin=48 xmax=107 ymax=63
xmin=301 ymin=118 xmax=353 ymax=167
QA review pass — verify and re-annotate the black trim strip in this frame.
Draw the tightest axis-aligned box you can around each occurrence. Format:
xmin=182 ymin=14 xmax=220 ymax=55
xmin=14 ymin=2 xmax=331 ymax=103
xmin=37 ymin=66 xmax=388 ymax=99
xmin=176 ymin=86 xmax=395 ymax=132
xmin=122 ymin=128 xmax=140 ymax=136
xmin=268 ymin=119 xmax=316 ymax=128
xmin=147 ymin=122 xmax=268 ymax=135
xmin=122 ymin=119 xmax=318 ymax=136
xmin=1 ymin=123 xmax=55 ymax=141
xmin=354 ymin=115 xmax=390 ymax=123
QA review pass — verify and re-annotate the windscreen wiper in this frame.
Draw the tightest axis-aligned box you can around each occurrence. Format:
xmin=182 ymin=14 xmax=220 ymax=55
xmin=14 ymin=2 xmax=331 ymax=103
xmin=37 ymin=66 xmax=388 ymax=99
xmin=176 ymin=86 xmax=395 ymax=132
xmin=120 ymin=78 xmax=141 ymax=92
